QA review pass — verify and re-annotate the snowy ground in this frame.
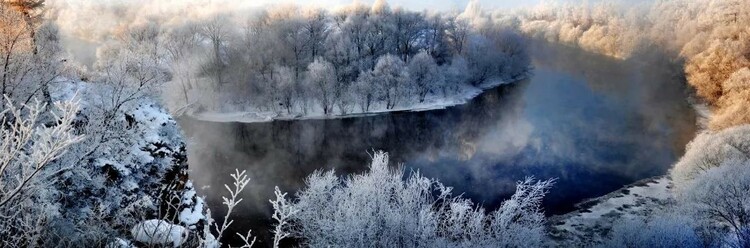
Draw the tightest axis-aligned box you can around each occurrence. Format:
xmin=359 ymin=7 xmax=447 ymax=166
xmin=548 ymin=176 xmax=675 ymax=245
xmin=183 ymin=78 xmax=515 ymax=123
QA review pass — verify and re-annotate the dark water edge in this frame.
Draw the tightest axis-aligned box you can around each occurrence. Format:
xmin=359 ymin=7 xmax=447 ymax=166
xmin=178 ymin=41 xmax=697 ymax=246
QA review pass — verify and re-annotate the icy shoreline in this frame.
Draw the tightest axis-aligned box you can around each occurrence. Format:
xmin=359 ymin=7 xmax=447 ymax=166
xmin=547 ymin=176 xmax=674 ymax=245
xmin=183 ymin=76 xmax=523 ymax=123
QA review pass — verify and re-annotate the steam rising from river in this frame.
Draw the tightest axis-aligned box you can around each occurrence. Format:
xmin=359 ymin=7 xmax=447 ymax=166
xmin=177 ymin=40 xmax=697 ymax=244
xmin=44 ymin=0 xmax=702 ymax=243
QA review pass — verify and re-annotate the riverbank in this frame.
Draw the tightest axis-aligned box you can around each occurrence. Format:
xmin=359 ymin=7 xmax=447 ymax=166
xmin=182 ymin=76 xmax=524 ymax=123
xmin=547 ymin=176 xmax=674 ymax=245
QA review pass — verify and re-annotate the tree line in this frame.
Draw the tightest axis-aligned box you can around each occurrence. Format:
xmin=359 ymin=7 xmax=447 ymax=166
xmin=149 ymin=1 xmax=530 ymax=115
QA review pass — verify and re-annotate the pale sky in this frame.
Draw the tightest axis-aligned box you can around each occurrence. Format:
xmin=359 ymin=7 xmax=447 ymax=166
xmin=245 ymin=0 xmax=545 ymax=12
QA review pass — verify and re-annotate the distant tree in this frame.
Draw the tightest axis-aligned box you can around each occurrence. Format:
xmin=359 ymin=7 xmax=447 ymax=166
xmin=354 ymin=71 xmax=375 ymax=112
xmin=465 ymin=35 xmax=501 ymax=85
xmin=391 ymin=9 xmax=425 ymax=62
xmin=0 ymin=4 xmax=32 ymax=100
xmin=364 ymin=1 xmax=393 ymax=70
xmin=163 ymin=23 xmax=201 ymax=108
xmin=324 ymin=30 xmax=358 ymax=84
xmin=372 ymin=54 xmax=410 ymax=109
xmin=424 ymin=13 xmax=452 ymax=64
xmin=5 ymin=0 xmax=58 ymax=106
xmin=301 ymin=8 xmax=330 ymax=60
xmin=489 ymin=30 xmax=530 ymax=79
xmin=199 ymin=16 xmax=231 ymax=90
xmin=408 ymin=51 xmax=443 ymax=102
xmin=272 ymin=65 xmax=296 ymax=114
xmin=445 ymin=17 xmax=470 ymax=55
xmin=279 ymin=17 xmax=309 ymax=79
xmin=305 ymin=58 xmax=337 ymax=115
xmin=710 ymin=67 xmax=750 ymax=130
xmin=442 ymin=56 xmax=470 ymax=96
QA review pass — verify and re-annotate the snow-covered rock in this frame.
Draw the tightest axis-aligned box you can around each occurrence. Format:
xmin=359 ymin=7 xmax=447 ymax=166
xmin=131 ymin=220 xmax=189 ymax=247
xmin=44 ymin=80 xmax=208 ymax=244
xmin=104 ymin=238 xmax=135 ymax=248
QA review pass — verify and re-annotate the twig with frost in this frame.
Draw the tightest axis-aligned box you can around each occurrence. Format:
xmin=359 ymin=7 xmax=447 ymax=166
xmin=214 ymin=169 xmax=251 ymax=244
xmin=270 ymin=186 xmax=298 ymax=248
xmin=236 ymin=229 xmax=257 ymax=248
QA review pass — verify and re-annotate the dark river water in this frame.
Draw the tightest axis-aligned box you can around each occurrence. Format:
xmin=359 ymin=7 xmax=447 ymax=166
xmin=179 ymin=42 xmax=697 ymax=246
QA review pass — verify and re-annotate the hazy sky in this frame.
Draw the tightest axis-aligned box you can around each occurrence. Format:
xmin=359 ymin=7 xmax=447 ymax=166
xmin=242 ymin=0 xmax=544 ymax=12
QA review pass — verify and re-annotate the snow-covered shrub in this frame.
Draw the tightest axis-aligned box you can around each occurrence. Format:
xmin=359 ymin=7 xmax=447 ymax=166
xmin=272 ymin=151 xmax=553 ymax=247
xmin=598 ymin=215 xmax=703 ymax=248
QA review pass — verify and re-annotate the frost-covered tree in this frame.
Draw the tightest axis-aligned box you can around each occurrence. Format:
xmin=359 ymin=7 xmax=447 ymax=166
xmin=0 ymin=98 xmax=83 ymax=247
xmin=354 ymin=71 xmax=376 ymax=112
xmin=272 ymin=65 xmax=296 ymax=114
xmin=0 ymin=3 xmax=63 ymax=107
xmin=679 ymin=158 xmax=750 ymax=247
xmin=134 ymin=1 xmax=531 ymax=116
xmin=712 ymin=67 xmax=750 ymax=130
xmin=408 ymin=51 xmax=443 ymax=103
xmin=334 ymin=82 xmax=355 ymax=115
xmin=669 ymin=125 xmax=750 ymax=247
xmin=272 ymin=151 xmax=553 ymax=247
xmin=162 ymin=23 xmax=201 ymax=111
xmin=199 ymin=16 xmax=232 ymax=90
xmin=442 ymin=56 xmax=470 ymax=96
xmin=301 ymin=8 xmax=330 ymax=61
xmin=305 ymin=58 xmax=337 ymax=115
xmin=423 ymin=13 xmax=451 ymax=64
xmin=445 ymin=17 xmax=470 ymax=55
xmin=391 ymin=9 xmax=425 ymax=62
xmin=371 ymin=54 xmax=410 ymax=109
xmin=671 ymin=125 xmax=750 ymax=188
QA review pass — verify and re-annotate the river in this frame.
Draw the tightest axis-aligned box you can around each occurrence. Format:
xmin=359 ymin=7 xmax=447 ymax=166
xmin=178 ymin=42 xmax=697 ymax=245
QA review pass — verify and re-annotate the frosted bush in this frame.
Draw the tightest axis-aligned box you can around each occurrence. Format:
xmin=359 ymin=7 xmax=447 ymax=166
xmin=272 ymin=151 xmax=553 ymax=248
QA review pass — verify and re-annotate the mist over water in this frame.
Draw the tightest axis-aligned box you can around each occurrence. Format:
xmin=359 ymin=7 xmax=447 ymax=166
xmin=179 ymin=41 xmax=697 ymax=246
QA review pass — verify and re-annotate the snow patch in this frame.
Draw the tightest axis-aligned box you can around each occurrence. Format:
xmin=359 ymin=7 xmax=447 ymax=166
xmin=549 ymin=176 xmax=674 ymax=245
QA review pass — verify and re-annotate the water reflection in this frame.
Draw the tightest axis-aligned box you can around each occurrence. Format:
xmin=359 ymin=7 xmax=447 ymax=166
xmin=179 ymin=42 xmax=697 ymax=245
